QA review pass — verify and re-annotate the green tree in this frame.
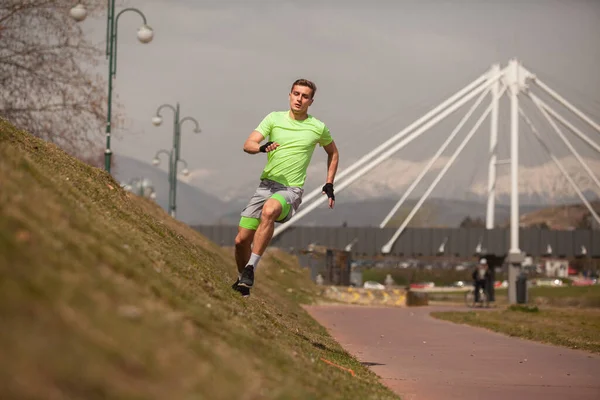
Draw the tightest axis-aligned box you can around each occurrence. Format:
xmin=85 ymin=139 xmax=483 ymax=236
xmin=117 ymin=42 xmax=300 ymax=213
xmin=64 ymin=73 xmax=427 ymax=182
xmin=459 ymin=215 xmax=485 ymax=228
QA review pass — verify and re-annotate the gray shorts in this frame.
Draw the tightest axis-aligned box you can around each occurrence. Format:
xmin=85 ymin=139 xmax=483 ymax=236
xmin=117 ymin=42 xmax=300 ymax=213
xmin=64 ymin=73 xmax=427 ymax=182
xmin=240 ymin=179 xmax=304 ymax=224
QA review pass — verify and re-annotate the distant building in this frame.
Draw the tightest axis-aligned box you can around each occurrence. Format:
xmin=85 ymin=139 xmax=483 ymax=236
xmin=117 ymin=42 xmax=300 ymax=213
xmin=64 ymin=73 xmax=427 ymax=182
xmin=545 ymin=259 xmax=569 ymax=278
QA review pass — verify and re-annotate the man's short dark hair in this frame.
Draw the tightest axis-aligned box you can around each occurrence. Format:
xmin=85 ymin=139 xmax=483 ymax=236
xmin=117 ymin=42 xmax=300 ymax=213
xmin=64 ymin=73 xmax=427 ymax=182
xmin=291 ymin=79 xmax=317 ymax=98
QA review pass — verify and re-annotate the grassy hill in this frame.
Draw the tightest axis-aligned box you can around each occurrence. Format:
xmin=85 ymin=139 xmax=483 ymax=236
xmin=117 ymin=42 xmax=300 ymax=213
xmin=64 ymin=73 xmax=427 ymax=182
xmin=518 ymin=200 xmax=600 ymax=229
xmin=0 ymin=118 xmax=399 ymax=400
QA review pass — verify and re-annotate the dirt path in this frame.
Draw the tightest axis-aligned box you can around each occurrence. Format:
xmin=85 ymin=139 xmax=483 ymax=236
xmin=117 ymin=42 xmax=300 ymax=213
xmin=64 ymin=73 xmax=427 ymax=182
xmin=305 ymin=304 xmax=600 ymax=400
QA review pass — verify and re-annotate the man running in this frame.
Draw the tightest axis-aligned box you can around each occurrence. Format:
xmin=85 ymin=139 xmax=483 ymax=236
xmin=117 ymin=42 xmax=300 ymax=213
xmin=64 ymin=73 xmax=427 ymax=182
xmin=232 ymin=78 xmax=339 ymax=297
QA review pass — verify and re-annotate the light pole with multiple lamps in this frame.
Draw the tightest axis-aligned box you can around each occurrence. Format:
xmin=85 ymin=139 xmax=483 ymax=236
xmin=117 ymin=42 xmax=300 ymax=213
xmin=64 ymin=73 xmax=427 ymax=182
xmin=121 ymin=177 xmax=157 ymax=200
xmin=152 ymin=149 xmax=190 ymax=218
xmin=70 ymin=1 xmax=154 ymax=174
xmin=151 ymin=103 xmax=200 ymax=218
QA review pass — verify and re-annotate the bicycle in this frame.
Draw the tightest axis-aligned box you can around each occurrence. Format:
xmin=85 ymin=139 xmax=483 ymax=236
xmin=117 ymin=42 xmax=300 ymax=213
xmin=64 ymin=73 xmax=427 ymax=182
xmin=465 ymin=286 xmax=489 ymax=308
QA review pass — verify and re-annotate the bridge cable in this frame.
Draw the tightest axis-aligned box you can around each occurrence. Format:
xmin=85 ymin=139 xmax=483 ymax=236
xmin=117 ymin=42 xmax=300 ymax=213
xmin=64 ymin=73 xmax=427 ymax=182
xmin=519 ymin=106 xmax=600 ymax=226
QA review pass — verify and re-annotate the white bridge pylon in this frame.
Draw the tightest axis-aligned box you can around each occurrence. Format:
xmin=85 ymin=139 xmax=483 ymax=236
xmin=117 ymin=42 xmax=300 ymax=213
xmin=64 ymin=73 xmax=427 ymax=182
xmin=272 ymin=59 xmax=600 ymax=255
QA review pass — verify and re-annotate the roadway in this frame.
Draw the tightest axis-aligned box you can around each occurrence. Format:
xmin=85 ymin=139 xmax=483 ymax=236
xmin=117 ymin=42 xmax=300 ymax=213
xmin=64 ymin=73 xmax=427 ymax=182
xmin=305 ymin=304 xmax=600 ymax=400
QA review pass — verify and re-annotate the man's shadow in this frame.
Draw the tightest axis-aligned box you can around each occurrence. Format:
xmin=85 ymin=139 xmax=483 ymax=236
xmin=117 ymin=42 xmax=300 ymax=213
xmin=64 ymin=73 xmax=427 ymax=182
xmin=361 ymin=361 xmax=385 ymax=366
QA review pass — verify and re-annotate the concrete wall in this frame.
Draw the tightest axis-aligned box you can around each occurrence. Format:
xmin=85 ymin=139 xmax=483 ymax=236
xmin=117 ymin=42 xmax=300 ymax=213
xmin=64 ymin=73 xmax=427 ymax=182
xmin=191 ymin=225 xmax=600 ymax=258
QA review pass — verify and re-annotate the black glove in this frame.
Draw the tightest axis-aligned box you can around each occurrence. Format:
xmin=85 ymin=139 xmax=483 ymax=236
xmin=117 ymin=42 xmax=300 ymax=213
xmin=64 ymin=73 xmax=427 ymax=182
xmin=322 ymin=183 xmax=335 ymax=201
xmin=259 ymin=141 xmax=274 ymax=153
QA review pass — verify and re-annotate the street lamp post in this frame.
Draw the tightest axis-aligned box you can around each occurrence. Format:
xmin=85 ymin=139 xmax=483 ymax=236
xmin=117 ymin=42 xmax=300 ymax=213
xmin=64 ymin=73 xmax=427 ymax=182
xmin=152 ymin=149 xmax=191 ymax=218
xmin=152 ymin=149 xmax=174 ymax=213
xmin=152 ymin=102 xmax=199 ymax=218
xmin=121 ymin=177 xmax=157 ymax=200
xmin=70 ymin=1 xmax=154 ymax=174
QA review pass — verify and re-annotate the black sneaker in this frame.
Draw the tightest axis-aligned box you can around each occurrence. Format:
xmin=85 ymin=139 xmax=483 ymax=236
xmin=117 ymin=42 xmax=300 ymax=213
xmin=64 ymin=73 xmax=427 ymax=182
xmin=238 ymin=265 xmax=254 ymax=288
xmin=231 ymin=278 xmax=250 ymax=297
xmin=236 ymin=285 xmax=250 ymax=297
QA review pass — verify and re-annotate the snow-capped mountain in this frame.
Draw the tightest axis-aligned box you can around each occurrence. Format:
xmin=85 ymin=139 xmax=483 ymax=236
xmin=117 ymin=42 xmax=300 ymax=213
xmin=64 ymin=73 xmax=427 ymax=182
xmin=111 ymin=154 xmax=599 ymax=227
xmin=179 ymin=155 xmax=599 ymax=206
xmin=312 ymin=155 xmax=600 ymax=204
xmin=469 ymin=156 xmax=600 ymax=203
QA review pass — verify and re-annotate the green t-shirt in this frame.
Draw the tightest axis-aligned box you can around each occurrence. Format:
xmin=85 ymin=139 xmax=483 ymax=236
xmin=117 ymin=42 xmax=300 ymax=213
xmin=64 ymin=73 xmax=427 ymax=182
xmin=255 ymin=111 xmax=333 ymax=188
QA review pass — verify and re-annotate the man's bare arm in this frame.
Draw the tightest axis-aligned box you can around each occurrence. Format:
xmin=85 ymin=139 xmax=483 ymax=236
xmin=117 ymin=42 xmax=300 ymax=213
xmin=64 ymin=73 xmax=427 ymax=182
xmin=323 ymin=141 xmax=339 ymax=184
xmin=243 ymin=131 xmax=279 ymax=154
xmin=322 ymin=141 xmax=339 ymax=209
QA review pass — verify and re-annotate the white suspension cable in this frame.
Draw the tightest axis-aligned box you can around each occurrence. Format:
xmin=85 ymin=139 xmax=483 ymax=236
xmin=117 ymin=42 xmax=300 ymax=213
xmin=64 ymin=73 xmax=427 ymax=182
xmin=529 ymin=95 xmax=600 ymax=155
xmin=380 ymin=87 xmax=505 ymax=254
xmin=519 ymin=107 xmax=600 ymax=227
xmin=378 ymin=86 xmax=495 ymax=228
xmin=529 ymin=94 xmax=600 ymax=195
xmin=272 ymin=69 xmax=506 ymax=239
xmin=297 ymin=70 xmax=494 ymax=208
xmin=534 ymin=78 xmax=600 ymax=135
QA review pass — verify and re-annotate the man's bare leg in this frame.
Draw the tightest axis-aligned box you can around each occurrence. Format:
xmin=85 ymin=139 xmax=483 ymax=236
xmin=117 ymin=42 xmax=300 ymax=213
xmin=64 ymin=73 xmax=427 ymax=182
xmin=238 ymin=199 xmax=282 ymax=288
xmin=234 ymin=226 xmax=255 ymax=274
xmin=252 ymin=198 xmax=282 ymax=255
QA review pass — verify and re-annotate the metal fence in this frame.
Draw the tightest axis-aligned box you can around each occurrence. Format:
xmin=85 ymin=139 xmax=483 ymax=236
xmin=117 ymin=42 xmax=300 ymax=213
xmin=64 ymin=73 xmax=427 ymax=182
xmin=296 ymin=248 xmax=352 ymax=286
xmin=191 ymin=225 xmax=600 ymax=259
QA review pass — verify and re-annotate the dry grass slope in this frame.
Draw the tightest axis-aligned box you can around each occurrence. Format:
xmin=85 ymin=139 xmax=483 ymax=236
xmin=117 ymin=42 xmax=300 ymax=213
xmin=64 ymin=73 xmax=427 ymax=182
xmin=519 ymin=201 xmax=600 ymax=229
xmin=432 ymin=306 xmax=600 ymax=354
xmin=0 ymin=118 xmax=399 ymax=400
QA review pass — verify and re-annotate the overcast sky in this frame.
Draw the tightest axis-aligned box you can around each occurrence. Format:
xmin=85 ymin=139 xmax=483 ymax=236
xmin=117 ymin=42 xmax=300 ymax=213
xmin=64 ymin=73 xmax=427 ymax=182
xmin=80 ymin=0 xmax=600 ymax=199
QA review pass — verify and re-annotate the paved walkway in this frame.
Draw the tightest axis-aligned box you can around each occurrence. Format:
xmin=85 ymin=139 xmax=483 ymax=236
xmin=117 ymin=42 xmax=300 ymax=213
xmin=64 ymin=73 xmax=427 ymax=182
xmin=305 ymin=304 xmax=600 ymax=400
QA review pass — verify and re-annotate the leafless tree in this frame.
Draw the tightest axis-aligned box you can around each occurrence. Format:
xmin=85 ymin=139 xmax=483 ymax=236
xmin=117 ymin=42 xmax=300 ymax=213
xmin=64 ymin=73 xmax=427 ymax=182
xmin=0 ymin=0 xmax=122 ymax=168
